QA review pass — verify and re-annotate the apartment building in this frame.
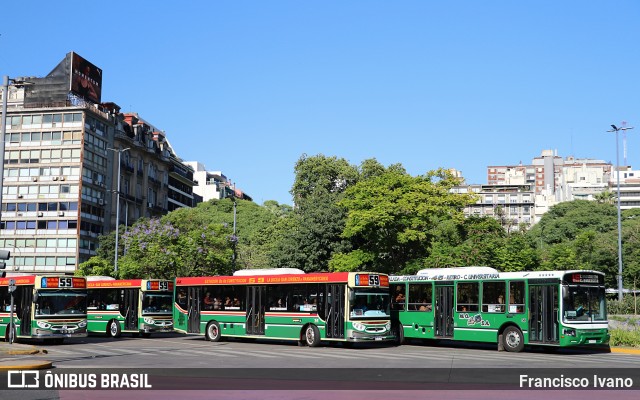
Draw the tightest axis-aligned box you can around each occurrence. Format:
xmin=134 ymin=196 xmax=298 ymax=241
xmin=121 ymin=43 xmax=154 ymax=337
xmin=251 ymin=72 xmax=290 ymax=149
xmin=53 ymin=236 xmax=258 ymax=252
xmin=185 ymin=161 xmax=252 ymax=203
xmin=452 ymin=184 xmax=536 ymax=231
xmin=0 ymin=52 xmax=195 ymax=275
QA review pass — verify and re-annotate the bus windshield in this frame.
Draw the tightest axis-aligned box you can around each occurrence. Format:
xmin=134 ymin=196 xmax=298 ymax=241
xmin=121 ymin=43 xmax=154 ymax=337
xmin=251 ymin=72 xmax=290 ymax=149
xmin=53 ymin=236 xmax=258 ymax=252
xmin=35 ymin=291 xmax=87 ymax=317
xmin=349 ymin=288 xmax=390 ymax=319
xmin=142 ymin=293 xmax=173 ymax=315
xmin=563 ymin=285 xmax=607 ymax=322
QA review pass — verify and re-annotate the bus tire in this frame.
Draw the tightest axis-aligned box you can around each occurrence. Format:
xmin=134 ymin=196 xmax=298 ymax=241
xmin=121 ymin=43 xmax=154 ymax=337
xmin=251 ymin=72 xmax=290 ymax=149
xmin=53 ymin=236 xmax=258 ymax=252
xmin=502 ymin=326 xmax=524 ymax=352
xmin=141 ymin=332 xmax=151 ymax=338
xmin=395 ymin=324 xmax=405 ymax=346
xmin=107 ymin=320 xmax=121 ymax=338
xmin=205 ymin=321 xmax=222 ymax=342
xmin=304 ymin=324 xmax=321 ymax=347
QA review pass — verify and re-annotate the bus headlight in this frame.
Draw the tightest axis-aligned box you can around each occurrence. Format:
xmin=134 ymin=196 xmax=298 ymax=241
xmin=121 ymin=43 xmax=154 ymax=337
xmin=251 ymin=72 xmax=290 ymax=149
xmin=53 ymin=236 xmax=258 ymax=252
xmin=564 ymin=328 xmax=576 ymax=337
xmin=385 ymin=322 xmax=391 ymax=331
xmin=37 ymin=321 xmax=51 ymax=329
xmin=78 ymin=320 xmax=87 ymax=328
xmin=144 ymin=317 xmax=154 ymax=325
xmin=353 ymin=322 xmax=366 ymax=331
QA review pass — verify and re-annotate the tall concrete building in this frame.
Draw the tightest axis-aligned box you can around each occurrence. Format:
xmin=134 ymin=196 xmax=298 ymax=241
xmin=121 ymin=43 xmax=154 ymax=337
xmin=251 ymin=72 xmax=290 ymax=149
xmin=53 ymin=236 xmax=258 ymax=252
xmin=1 ymin=52 xmax=195 ymax=275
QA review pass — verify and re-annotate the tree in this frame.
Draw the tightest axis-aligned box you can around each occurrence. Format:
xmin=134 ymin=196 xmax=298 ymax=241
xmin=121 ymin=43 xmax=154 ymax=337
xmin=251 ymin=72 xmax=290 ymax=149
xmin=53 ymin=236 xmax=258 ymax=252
xmin=332 ymin=167 xmax=477 ymax=273
xmin=270 ymin=154 xmax=359 ymax=272
xmin=75 ymin=257 xmax=116 ymax=278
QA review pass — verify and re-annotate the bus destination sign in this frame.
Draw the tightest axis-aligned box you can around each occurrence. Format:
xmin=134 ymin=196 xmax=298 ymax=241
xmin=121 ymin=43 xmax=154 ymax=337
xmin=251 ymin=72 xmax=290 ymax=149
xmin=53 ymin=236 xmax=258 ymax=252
xmin=571 ymin=273 xmax=601 ymax=284
xmin=41 ymin=277 xmax=86 ymax=289
xmin=147 ymin=281 xmax=173 ymax=291
xmin=355 ymin=274 xmax=389 ymax=288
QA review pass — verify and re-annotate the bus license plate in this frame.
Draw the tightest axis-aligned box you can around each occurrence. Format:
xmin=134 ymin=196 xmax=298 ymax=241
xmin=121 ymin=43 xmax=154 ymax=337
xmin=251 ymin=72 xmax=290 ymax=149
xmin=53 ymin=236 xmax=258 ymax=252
xmin=588 ymin=339 xmax=596 ymax=344
xmin=375 ymin=337 xmax=382 ymax=341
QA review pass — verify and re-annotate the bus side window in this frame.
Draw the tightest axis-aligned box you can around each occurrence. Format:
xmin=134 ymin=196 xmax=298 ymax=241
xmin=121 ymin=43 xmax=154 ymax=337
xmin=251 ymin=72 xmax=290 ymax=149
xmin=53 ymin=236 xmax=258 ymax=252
xmin=391 ymin=285 xmax=406 ymax=310
xmin=482 ymin=281 xmax=506 ymax=313
xmin=509 ymin=281 xmax=525 ymax=313
xmin=457 ymin=282 xmax=479 ymax=312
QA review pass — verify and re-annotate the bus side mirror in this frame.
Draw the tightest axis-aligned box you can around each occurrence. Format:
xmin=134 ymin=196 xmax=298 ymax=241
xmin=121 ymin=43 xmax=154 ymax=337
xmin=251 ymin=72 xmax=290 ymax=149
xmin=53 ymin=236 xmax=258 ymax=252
xmin=349 ymin=291 xmax=355 ymax=302
xmin=561 ymin=286 xmax=568 ymax=301
xmin=33 ymin=292 xmax=39 ymax=303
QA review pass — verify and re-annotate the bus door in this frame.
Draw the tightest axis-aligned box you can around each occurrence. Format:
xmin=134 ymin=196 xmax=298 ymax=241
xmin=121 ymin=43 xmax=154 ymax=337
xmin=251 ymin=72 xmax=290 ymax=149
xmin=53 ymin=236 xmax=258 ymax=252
xmin=19 ymin=287 xmax=33 ymax=335
xmin=122 ymin=289 xmax=139 ymax=331
xmin=434 ymin=283 xmax=454 ymax=338
xmin=529 ymin=284 xmax=559 ymax=344
xmin=246 ymin=286 xmax=266 ymax=335
xmin=187 ymin=286 xmax=201 ymax=334
xmin=324 ymin=284 xmax=345 ymax=339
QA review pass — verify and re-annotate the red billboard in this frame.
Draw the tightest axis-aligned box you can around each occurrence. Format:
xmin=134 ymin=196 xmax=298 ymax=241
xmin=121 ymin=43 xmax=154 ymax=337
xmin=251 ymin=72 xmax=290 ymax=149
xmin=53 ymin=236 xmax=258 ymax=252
xmin=70 ymin=52 xmax=102 ymax=104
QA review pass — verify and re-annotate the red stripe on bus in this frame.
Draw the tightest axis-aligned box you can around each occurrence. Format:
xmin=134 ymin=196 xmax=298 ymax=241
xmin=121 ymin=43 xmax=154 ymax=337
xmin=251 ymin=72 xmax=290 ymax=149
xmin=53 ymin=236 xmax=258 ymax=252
xmin=175 ymin=272 xmax=350 ymax=286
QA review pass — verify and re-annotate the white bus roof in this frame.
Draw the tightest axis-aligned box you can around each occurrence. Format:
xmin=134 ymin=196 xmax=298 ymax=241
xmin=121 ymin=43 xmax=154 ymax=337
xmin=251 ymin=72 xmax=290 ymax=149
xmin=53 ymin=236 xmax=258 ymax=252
xmin=417 ymin=266 xmax=499 ymax=276
xmin=233 ymin=268 xmax=305 ymax=276
xmin=86 ymin=276 xmax=116 ymax=281
xmin=392 ymin=269 xmax=604 ymax=282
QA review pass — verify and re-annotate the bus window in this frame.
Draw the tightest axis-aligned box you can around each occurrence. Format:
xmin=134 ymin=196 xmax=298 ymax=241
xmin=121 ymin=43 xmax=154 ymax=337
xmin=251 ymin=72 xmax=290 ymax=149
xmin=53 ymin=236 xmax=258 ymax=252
xmin=482 ymin=281 xmax=506 ymax=313
xmin=408 ymin=284 xmax=432 ymax=311
xmin=391 ymin=285 xmax=406 ymax=310
xmin=457 ymin=282 xmax=479 ymax=312
xmin=267 ymin=286 xmax=288 ymax=311
xmin=509 ymin=281 xmax=525 ymax=313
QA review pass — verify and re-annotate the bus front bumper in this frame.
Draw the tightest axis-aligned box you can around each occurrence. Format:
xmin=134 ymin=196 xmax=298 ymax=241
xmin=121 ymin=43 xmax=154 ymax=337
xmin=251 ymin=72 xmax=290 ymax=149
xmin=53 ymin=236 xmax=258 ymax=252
xmin=347 ymin=330 xmax=395 ymax=342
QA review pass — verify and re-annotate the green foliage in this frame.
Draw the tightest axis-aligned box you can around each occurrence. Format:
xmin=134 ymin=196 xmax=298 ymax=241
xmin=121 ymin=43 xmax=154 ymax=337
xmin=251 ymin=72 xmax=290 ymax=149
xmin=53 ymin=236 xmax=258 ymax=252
xmin=75 ymin=257 xmax=117 ymax=278
xmin=494 ymin=234 xmax=539 ymax=272
xmin=608 ymin=296 xmax=640 ymax=315
xmin=336 ymin=167 xmax=476 ymax=273
xmin=290 ymin=154 xmax=359 ymax=206
xmin=118 ymin=218 xmax=186 ymax=279
xmin=81 ymin=153 xmax=640 ymax=284
xmin=270 ymin=154 xmax=358 ymax=272
xmin=610 ymin=328 xmax=640 ymax=348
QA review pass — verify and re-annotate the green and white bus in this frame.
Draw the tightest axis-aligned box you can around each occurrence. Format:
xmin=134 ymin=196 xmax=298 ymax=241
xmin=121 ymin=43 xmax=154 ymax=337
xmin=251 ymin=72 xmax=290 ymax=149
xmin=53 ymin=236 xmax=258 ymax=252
xmin=173 ymin=269 xmax=394 ymax=346
xmin=1 ymin=275 xmax=87 ymax=344
xmin=390 ymin=267 xmax=609 ymax=352
xmin=86 ymin=278 xmax=174 ymax=338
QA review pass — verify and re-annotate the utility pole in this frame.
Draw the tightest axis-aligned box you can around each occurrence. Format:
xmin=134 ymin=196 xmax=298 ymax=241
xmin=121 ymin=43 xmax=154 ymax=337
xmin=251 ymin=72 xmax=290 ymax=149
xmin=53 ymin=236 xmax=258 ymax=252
xmin=608 ymin=123 xmax=634 ymax=301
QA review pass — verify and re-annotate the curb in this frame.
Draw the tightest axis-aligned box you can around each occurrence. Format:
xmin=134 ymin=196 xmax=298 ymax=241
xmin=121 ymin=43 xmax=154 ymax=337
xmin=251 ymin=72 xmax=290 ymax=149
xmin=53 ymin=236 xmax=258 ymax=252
xmin=3 ymin=346 xmax=42 ymax=356
xmin=611 ymin=347 xmax=640 ymax=355
xmin=0 ymin=361 xmax=53 ymax=371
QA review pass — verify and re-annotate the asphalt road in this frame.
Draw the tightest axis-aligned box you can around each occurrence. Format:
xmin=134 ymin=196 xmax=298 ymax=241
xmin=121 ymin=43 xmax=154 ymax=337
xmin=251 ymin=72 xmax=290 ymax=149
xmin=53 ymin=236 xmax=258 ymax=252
xmin=1 ymin=334 xmax=639 ymax=400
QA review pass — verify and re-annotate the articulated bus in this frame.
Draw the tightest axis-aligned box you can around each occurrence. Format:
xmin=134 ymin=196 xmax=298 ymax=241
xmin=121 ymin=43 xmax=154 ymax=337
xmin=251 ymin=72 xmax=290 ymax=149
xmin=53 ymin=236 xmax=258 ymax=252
xmin=173 ymin=269 xmax=394 ymax=346
xmin=86 ymin=278 xmax=174 ymax=338
xmin=390 ymin=267 xmax=609 ymax=352
xmin=0 ymin=275 xmax=87 ymax=344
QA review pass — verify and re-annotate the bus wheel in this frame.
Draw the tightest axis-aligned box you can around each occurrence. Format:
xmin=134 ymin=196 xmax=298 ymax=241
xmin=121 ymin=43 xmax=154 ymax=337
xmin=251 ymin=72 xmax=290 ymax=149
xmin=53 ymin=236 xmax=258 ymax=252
xmin=206 ymin=321 xmax=221 ymax=342
xmin=304 ymin=324 xmax=321 ymax=347
xmin=107 ymin=320 xmax=121 ymax=338
xmin=141 ymin=332 xmax=151 ymax=338
xmin=502 ymin=326 xmax=524 ymax=352
xmin=395 ymin=324 xmax=405 ymax=346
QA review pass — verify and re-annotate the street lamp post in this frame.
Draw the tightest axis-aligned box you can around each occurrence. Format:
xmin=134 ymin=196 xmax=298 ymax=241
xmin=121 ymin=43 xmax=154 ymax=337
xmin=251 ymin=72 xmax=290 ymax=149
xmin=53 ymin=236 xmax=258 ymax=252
xmin=608 ymin=123 xmax=634 ymax=301
xmin=108 ymin=147 xmax=130 ymax=274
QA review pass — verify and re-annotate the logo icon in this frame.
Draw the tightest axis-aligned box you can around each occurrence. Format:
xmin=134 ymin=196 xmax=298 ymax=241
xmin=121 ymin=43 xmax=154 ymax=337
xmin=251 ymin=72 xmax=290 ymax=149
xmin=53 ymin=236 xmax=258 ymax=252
xmin=8 ymin=371 xmax=40 ymax=388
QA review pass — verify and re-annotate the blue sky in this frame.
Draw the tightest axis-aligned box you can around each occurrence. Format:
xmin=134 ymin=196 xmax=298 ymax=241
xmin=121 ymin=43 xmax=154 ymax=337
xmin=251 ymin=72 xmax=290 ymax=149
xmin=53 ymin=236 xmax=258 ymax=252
xmin=2 ymin=1 xmax=639 ymax=205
